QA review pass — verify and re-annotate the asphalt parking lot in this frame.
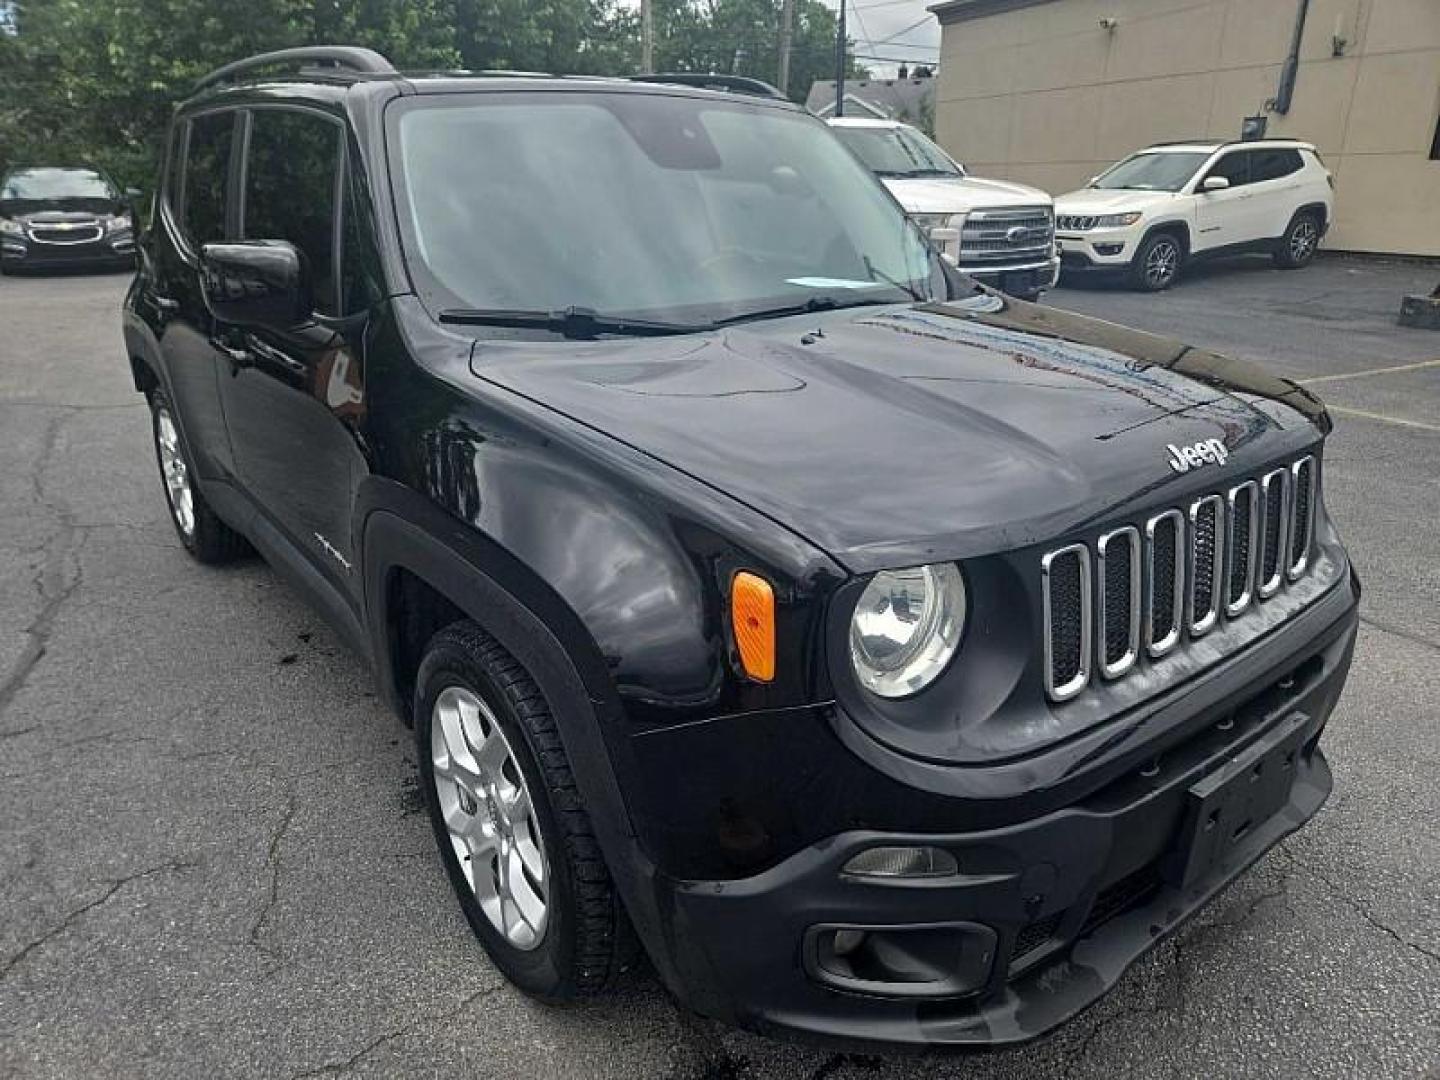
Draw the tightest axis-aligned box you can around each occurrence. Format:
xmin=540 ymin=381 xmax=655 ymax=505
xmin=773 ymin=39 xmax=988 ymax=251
xmin=1 ymin=253 xmax=1437 ymax=1079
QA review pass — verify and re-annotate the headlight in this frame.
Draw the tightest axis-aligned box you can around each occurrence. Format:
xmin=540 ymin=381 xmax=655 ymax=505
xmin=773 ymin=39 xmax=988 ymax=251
xmin=1093 ymin=212 xmax=1142 ymax=228
xmin=104 ymin=213 xmax=132 ymax=234
xmin=0 ymin=218 xmax=23 ymax=236
xmin=909 ymin=212 xmax=957 ymax=233
xmin=849 ymin=563 xmax=966 ymax=698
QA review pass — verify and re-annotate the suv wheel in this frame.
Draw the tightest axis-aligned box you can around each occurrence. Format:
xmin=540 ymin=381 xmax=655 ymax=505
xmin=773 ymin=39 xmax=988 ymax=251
xmin=149 ymin=389 xmax=249 ymax=562
xmin=1275 ymin=212 xmax=1321 ymax=269
xmin=415 ymin=621 xmax=635 ymax=999
xmin=1129 ymin=232 xmax=1183 ymax=291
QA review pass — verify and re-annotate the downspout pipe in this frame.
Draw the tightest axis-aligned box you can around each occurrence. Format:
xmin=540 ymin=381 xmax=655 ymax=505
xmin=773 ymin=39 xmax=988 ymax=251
xmin=1269 ymin=0 xmax=1312 ymax=114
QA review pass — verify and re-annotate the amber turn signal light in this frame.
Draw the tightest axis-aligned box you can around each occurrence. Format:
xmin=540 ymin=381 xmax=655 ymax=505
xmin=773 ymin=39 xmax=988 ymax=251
xmin=731 ymin=571 xmax=775 ymax=682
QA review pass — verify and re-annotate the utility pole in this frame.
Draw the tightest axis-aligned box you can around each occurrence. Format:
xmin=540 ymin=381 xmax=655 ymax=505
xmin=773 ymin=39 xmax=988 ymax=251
xmin=834 ymin=0 xmax=847 ymax=116
xmin=641 ymin=0 xmax=654 ymax=73
xmin=777 ymin=0 xmax=795 ymax=98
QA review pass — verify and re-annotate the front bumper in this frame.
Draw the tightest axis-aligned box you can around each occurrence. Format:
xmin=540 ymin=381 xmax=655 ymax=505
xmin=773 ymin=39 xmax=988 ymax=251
xmin=1056 ymin=228 xmax=1139 ymax=269
xmin=960 ymin=255 xmax=1060 ymax=297
xmin=647 ymin=579 xmax=1356 ymax=1048
xmin=1 ymin=232 xmax=136 ymax=270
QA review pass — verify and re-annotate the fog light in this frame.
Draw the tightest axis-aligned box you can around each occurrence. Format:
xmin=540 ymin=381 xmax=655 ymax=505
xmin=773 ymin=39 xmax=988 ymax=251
xmin=1095 ymin=242 xmax=1125 ymax=256
xmin=842 ymin=845 xmax=958 ymax=879
xmin=832 ymin=928 xmax=867 ymax=956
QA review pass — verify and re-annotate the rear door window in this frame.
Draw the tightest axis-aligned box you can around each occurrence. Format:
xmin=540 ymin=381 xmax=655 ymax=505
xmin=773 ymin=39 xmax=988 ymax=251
xmin=240 ymin=108 xmax=344 ymax=315
xmin=181 ymin=112 xmax=235 ymax=246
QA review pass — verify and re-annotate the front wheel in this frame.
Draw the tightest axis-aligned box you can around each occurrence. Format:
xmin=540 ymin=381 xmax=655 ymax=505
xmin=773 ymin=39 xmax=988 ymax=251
xmin=1274 ymin=213 xmax=1321 ymax=269
xmin=415 ymin=621 xmax=636 ymax=999
xmin=1128 ymin=232 xmax=1183 ymax=291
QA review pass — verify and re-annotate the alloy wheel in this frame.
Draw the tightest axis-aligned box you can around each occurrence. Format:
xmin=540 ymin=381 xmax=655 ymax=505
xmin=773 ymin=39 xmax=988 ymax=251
xmin=1290 ymin=219 xmax=1318 ymax=262
xmin=155 ymin=408 xmax=195 ymax=537
xmin=430 ymin=685 xmax=550 ymax=950
xmin=1144 ymin=239 xmax=1179 ymax=288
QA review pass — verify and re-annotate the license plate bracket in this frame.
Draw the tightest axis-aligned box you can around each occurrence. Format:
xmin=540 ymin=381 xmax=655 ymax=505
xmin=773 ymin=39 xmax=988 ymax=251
xmin=1164 ymin=712 xmax=1309 ymax=891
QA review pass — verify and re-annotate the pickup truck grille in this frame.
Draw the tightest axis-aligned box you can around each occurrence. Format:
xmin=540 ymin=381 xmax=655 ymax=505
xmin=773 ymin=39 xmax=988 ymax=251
xmin=960 ymin=207 xmax=1054 ymax=266
xmin=1042 ymin=456 xmax=1318 ymax=702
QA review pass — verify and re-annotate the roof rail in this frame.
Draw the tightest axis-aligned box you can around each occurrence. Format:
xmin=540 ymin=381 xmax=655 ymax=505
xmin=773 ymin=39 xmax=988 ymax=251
xmin=194 ymin=46 xmax=396 ymax=93
xmin=630 ymin=73 xmax=788 ymax=101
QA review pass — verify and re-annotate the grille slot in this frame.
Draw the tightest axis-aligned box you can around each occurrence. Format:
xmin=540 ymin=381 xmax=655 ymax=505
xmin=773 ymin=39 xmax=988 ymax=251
xmin=1056 ymin=214 xmax=1097 ymax=231
xmin=1258 ymin=467 xmax=1290 ymax=599
xmin=1226 ymin=481 xmax=1258 ymax=616
xmin=1097 ymin=527 xmax=1140 ymax=679
xmin=1187 ymin=495 xmax=1224 ymax=636
xmin=1145 ymin=510 xmax=1185 ymax=658
xmin=1288 ymin=456 xmax=1316 ymax=579
xmin=1042 ymin=544 xmax=1091 ymax=702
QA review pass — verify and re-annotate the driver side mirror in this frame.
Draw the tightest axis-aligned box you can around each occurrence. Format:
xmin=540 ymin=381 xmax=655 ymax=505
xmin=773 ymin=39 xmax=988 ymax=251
xmin=199 ymin=241 xmax=312 ymax=331
xmin=1201 ymin=175 xmax=1230 ymax=193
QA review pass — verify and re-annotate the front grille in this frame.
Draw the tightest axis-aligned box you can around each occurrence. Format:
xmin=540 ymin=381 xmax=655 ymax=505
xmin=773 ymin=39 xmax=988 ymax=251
xmin=29 ymin=222 xmax=103 ymax=244
xmin=1042 ymin=544 xmax=1090 ymax=701
xmin=1056 ymin=214 xmax=1098 ymax=231
xmin=1010 ymin=912 xmax=1063 ymax=968
xmin=1080 ymin=864 xmax=1163 ymax=937
xmin=1258 ymin=467 xmax=1289 ymax=598
xmin=1226 ymin=481 xmax=1258 ymax=615
xmin=1289 ymin=457 xmax=1315 ymax=578
xmin=1097 ymin=527 xmax=1140 ymax=678
xmin=1188 ymin=495 xmax=1224 ymax=636
xmin=959 ymin=207 xmax=1054 ymax=265
xmin=1041 ymin=456 xmax=1319 ymax=702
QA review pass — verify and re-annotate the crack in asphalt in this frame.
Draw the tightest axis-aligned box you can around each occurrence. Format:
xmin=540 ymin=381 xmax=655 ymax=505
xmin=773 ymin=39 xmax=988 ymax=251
xmin=248 ymin=796 xmax=298 ymax=960
xmin=0 ymin=860 xmax=197 ymax=980
xmin=287 ymin=983 xmax=505 ymax=1078
xmin=0 ymin=409 xmax=84 ymax=722
xmin=1357 ymin=613 xmax=1440 ymax=654
xmin=1280 ymin=843 xmax=1440 ymax=965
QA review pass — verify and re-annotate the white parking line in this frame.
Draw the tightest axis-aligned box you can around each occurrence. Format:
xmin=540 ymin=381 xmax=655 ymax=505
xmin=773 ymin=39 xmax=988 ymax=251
xmin=1328 ymin=405 xmax=1440 ymax=433
xmin=1300 ymin=357 xmax=1440 ymax=385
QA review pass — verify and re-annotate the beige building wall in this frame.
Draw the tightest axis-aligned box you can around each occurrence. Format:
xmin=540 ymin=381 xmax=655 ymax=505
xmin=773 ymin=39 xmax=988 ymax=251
xmin=931 ymin=0 xmax=1440 ymax=255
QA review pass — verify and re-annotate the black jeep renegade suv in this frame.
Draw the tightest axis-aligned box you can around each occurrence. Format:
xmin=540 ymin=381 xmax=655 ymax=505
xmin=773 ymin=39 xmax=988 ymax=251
xmin=122 ymin=47 xmax=1358 ymax=1048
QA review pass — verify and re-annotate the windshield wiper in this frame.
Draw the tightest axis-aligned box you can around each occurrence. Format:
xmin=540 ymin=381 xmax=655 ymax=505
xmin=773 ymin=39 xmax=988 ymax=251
xmin=437 ymin=305 xmax=707 ymax=338
xmin=712 ymin=294 xmax=894 ymax=328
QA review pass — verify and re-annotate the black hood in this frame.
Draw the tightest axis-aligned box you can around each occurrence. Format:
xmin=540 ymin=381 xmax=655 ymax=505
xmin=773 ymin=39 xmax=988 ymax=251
xmin=469 ymin=295 xmax=1328 ymax=572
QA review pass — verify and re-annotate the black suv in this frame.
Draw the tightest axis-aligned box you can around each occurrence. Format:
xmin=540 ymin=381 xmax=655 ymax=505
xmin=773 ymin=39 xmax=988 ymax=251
xmin=122 ymin=47 xmax=1358 ymax=1048
xmin=1 ymin=165 xmax=138 ymax=272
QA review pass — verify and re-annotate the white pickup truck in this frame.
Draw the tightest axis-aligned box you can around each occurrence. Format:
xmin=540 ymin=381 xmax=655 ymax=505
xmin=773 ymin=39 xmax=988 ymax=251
xmin=829 ymin=117 xmax=1059 ymax=301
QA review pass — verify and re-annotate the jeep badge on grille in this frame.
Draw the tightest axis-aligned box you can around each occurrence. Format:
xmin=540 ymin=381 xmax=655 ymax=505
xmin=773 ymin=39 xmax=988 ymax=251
xmin=1166 ymin=438 xmax=1229 ymax=474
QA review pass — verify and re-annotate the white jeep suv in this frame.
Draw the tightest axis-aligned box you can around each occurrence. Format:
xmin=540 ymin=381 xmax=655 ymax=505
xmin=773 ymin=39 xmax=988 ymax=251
xmin=829 ymin=117 xmax=1059 ymax=301
xmin=1054 ymin=139 xmax=1333 ymax=291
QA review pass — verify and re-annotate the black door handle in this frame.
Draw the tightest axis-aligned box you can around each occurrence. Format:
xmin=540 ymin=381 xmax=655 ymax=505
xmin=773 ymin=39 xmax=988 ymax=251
xmin=212 ymin=339 xmax=253 ymax=373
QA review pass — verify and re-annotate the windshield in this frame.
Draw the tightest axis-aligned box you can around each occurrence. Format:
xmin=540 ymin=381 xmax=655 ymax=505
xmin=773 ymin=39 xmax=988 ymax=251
xmin=0 ymin=167 xmax=114 ymax=200
xmin=390 ymin=93 xmax=945 ymax=328
xmin=1091 ymin=151 xmax=1208 ymax=192
xmin=832 ymin=125 xmax=963 ymax=179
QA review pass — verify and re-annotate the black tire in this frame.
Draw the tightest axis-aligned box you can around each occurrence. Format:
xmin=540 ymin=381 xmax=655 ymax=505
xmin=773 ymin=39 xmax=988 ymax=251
xmin=1128 ymin=231 xmax=1184 ymax=291
xmin=147 ymin=388 xmax=249 ymax=563
xmin=1274 ymin=212 xmax=1321 ymax=269
xmin=415 ymin=620 xmax=636 ymax=999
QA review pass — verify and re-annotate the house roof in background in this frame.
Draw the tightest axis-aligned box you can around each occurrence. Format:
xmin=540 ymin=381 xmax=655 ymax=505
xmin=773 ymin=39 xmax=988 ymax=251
xmin=804 ymin=77 xmax=936 ymax=119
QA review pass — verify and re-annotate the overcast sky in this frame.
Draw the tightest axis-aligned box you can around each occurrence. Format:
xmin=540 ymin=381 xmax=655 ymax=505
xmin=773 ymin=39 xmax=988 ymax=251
xmin=842 ymin=0 xmax=942 ymax=77
xmin=619 ymin=2 xmax=942 ymax=79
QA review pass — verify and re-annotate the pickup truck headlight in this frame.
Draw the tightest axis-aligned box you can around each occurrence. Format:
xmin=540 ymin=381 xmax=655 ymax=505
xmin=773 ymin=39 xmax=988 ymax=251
xmin=1093 ymin=212 xmax=1142 ymax=228
xmin=849 ymin=563 xmax=966 ymax=698
xmin=0 ymin=217 xmax=23 ymax=237
xmin=909 ymin=212 xmax=961 ymax=233
xmin=104 ymin=213 xmax=132 ymax=234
